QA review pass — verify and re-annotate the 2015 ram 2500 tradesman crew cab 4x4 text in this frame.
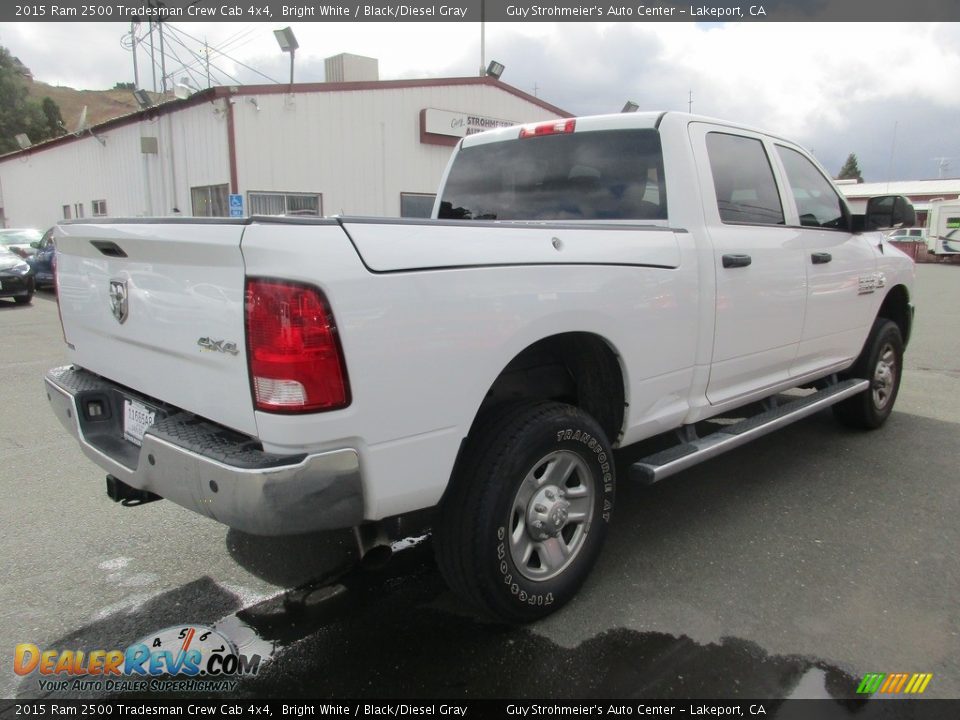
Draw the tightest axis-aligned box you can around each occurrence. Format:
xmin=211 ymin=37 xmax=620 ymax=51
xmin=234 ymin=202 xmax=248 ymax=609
xmin=46 ymin=112 xmax=916 ymax=621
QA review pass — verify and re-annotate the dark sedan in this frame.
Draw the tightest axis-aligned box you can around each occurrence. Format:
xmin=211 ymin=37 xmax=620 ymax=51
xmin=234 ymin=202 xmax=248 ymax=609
xmin=0 ymin=246 xmax=35 ymax=304
xmin=26 ymin=228 xmax=56 ymax=289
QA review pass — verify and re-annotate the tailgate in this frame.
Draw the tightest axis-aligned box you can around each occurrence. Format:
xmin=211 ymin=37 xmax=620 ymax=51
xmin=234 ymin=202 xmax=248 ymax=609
xmin=55 ymin=222 xmax=256 ymax=436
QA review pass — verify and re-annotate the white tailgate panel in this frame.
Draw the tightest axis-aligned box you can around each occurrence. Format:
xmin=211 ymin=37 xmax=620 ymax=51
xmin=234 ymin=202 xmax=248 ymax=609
xmin=55 ymin=223 xmax=256 ymax=436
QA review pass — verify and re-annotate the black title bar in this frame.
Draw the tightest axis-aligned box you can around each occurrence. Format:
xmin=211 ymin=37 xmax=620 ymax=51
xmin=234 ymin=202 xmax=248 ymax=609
xmin=5 ymin=0 xmax=960 ymax=22
xmin=1 ymin=699 xmax=959 ymax=719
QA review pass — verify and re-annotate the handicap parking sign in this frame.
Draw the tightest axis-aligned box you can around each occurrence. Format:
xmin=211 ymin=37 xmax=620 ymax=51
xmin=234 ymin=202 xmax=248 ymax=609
xmin=229 ymin=194 xmax=244 ymax=217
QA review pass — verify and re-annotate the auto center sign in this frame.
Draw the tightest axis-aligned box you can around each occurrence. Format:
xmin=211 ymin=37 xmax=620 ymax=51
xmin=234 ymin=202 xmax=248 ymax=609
xmin=420 ymin=108 xmax=516 ymax=145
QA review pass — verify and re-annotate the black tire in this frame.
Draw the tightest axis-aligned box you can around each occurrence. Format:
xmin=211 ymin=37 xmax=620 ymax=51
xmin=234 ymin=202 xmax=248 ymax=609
xmin=833 ymin=318 xmax=903 ymax=430
xmin=434 ymin=402 xmax=615 ymax=623
xmin=14 ymin=292 xmax=33 ymax=305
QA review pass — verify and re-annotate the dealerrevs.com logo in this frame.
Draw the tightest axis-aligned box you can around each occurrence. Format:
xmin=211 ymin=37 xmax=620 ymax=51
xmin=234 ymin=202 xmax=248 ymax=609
xmin=14 ymin=625 xmax=261 ymax=693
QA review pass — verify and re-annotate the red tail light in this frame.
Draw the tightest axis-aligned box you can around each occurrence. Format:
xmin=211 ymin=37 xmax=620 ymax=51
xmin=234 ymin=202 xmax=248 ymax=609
xmin=519 ymin=119 xmax=576 ymax=139
xmin=245 ymin=279 xmax=350 ymax=413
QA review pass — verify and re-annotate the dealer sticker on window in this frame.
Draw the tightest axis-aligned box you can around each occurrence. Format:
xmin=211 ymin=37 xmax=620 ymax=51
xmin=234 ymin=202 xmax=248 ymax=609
xmin=124 ymin=399 xmax=156 ymax=447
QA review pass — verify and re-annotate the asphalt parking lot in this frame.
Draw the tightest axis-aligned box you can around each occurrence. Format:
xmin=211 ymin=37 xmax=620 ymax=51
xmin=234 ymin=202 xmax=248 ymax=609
xmin=1 ymin=264 xmax=958 ymax=701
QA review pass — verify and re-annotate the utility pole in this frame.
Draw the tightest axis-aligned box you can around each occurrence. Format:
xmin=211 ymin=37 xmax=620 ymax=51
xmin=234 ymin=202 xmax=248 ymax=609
xmin=886 ymin=120 xmax=898 ymax=184
xmin=148 ymin=21 xmax=157 ymax=93
xmin=688 ymin=90 xmax=693 ymax=113
xmin=205 ymin=39 xmax=211 ymax=88
xmin=131 ymin=21 xmax=140 ymax=89
xmin=479 ymin=0 xmax=486 ymax=76
xmin=158 ymin=21 xmax=167 ymax=93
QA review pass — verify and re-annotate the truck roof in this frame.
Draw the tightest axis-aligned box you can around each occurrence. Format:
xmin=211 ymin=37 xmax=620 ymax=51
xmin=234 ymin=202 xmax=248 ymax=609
xmin=459 ymin=111 xmax=776 ymax=149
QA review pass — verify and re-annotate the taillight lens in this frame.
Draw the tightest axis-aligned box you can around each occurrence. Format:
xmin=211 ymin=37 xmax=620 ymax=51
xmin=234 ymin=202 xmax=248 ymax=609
xmin=245 ymin=279 xmax=350 ymax=413
xmin=518 ymin=118 xmax=576 ymax=139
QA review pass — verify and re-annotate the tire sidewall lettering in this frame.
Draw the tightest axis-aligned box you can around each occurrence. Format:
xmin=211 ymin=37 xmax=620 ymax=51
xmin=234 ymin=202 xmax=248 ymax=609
xmin=494 ymin=419 xmax=615 ymax=609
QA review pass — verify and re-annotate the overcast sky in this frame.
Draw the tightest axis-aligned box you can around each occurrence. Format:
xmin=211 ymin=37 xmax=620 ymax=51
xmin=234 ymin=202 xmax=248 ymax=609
xmin=2 ymin=21 xmax=958 ymax=181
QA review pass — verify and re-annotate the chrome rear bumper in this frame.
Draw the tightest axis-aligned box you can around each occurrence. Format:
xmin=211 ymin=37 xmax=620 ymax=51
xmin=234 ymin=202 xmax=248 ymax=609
xmin=45 ymin=366 xmax=364 ymax=535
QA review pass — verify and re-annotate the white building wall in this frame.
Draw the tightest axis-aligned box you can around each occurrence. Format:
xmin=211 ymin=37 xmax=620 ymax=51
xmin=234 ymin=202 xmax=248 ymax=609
xmin=152 ymin=100 xmax=232 ymax=215
xmin=231 ymin=84 xmax=561 ymax=216
xmin=0 ymin=100 xmax=230 ymax=229
xmin=0 ymin=81 xmax=561 ymax=228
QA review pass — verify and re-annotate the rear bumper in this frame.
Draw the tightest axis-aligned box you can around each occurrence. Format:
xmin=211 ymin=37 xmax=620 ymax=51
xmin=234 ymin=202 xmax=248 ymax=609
xmin=44 ymin=365 xmax=364 ymax=535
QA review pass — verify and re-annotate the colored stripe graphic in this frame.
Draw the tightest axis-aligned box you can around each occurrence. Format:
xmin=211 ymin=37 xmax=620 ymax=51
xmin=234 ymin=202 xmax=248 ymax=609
xmin=857 ymin=673 xmax=932 ymax=695
xmin=856 ymin=674 xmax=885 ymax=694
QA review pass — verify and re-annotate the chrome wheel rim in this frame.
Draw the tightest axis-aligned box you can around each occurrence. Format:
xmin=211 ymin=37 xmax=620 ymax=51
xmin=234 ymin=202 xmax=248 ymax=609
xmin=508 ymin=450 xmax=595 ymax=582
xmin=872 ymin=343 xmax=897 ymax=410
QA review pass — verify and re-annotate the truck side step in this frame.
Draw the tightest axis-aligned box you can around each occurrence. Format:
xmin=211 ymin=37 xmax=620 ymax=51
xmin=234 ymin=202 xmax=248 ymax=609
xmin=630 ymin=378 xmax=870 ymax=485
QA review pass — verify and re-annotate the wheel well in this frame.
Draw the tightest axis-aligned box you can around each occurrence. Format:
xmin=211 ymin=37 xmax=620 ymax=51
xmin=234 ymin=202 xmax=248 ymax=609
xmin=878 ymin=284 xmax=912 ymax=347
xmin=479 ymin=332 xmax=626 ymax=443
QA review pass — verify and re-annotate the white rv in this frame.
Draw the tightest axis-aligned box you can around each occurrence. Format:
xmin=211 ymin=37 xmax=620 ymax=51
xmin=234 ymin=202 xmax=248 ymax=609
xmin=926 ymin=199 xmax=960 ymax=255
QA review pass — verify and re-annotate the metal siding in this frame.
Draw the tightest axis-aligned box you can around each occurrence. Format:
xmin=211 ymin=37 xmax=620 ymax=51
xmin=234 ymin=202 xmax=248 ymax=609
xmin=232 ymin=84 xmax=561 ymax=216
xmin=1 ymin=82 xmax=559 ymax=227
xmin=0 ymin=103 xmax=230 ymax=228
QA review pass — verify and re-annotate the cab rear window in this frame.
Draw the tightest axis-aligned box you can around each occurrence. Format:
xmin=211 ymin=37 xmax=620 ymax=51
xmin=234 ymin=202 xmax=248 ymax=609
xmin=438 ymin=129 xmax=667 ymax=222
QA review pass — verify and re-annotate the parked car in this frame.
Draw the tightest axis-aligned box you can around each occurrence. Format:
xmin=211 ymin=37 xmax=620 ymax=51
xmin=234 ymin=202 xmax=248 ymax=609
xmin=887 ymin=228 xmax=926 ymax=242
xmin=0 ymin=246 xmax=35 ymax=304
xmin=26 ymin=228 xmax=56 ymax=289
xmin=0 ymin=228 xmax=44 ymax=258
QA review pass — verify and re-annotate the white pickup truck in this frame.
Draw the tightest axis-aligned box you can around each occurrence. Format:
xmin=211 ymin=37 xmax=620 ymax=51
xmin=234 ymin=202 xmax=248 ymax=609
xmin=46 ymin=112 xmax=916 ymax=622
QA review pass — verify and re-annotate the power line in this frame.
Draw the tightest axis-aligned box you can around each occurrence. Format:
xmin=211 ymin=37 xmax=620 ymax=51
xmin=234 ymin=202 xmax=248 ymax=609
xmin=170 ymin=24 xmax=282 ymax=84
xmin=163 ymin=26 xmax=245 ymax=86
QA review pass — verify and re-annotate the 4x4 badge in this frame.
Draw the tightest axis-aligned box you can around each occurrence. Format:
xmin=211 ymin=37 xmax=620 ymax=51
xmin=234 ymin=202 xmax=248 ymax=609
xmin=109 ymin=280 xmax=129 ymax=324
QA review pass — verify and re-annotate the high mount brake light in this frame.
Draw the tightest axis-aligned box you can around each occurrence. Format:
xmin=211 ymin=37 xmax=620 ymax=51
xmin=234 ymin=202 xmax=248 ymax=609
xmin=245 ymin=279 xmax=350 ymax=413
xmin=518 ymin=119 xmax=577 ymax=139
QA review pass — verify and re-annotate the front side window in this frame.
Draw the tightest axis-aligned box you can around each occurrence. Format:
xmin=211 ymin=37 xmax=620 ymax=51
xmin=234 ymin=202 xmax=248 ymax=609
xmin=706 ymin=132 xmax=784 ymax=225
xmin=776 ymin=145 xmax=849 ymax=230
xmin=438 ymin=129 xmax=667 ymax=222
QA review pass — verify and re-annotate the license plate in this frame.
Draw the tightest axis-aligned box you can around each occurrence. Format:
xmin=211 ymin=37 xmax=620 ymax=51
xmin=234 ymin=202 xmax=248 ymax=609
xmin=124 ymin=399 xmax=156 ymax=447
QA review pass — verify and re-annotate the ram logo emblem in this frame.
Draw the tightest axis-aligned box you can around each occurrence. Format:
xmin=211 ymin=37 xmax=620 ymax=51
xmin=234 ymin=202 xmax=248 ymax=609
xmin=108 ymin=280 xmax=129 ymax=324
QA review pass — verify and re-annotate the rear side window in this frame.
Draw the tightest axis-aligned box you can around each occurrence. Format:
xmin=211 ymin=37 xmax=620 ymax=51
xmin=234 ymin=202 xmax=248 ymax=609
xmin=776 ymin=145 xmax=849 ymax=230
xmin=706 ymin=132 xmax=784 ymax=225
xmin=438 ymin=129 xmax=666 ymax=222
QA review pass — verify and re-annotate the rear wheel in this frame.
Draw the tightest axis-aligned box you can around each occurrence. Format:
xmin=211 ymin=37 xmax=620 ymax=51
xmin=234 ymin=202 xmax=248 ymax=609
xmin=833 ymin=319 xmax=903 ymax=429
xmin=434 ymin=402 xmax=615 ymax=623
xmin=14 ymin=292 xmax=33 ymax=305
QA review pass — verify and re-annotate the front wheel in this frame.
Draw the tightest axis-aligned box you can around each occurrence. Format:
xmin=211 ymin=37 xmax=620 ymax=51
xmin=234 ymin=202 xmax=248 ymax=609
xmin=833 ymin=318 xmax=903 ymax=430
xmin=434 ymin=402 xmax=615 ymax=623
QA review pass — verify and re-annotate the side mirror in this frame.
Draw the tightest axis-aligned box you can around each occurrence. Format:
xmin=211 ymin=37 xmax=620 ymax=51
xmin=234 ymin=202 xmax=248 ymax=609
xmin=864 ymin=195 xmax=916 ymax=231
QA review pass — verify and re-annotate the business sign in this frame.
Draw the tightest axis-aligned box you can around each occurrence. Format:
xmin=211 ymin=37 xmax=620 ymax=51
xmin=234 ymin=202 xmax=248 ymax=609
xmin=420 ymin=108 xmax=517 ymax=146
xmin=228 ymin=194 xmax=244 ymax=218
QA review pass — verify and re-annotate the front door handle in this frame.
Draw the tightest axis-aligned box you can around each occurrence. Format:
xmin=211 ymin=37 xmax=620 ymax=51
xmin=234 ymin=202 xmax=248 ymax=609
xmin=722 ymin=254 xmax=752 ymax=269
xmin=811 ymin=252 xmax=833 ymax=264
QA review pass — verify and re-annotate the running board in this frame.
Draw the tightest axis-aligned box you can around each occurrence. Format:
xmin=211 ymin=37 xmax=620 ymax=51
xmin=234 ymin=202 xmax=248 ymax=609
xmin=630 ymin=378 xmax=870 ymax=485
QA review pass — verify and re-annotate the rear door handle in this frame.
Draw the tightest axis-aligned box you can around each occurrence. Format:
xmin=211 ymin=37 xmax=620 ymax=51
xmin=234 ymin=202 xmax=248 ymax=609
xmin=811 ymin=252 xmax=832 ymax=264
xmin=722 ymin=254 xmax=752 ymax=268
